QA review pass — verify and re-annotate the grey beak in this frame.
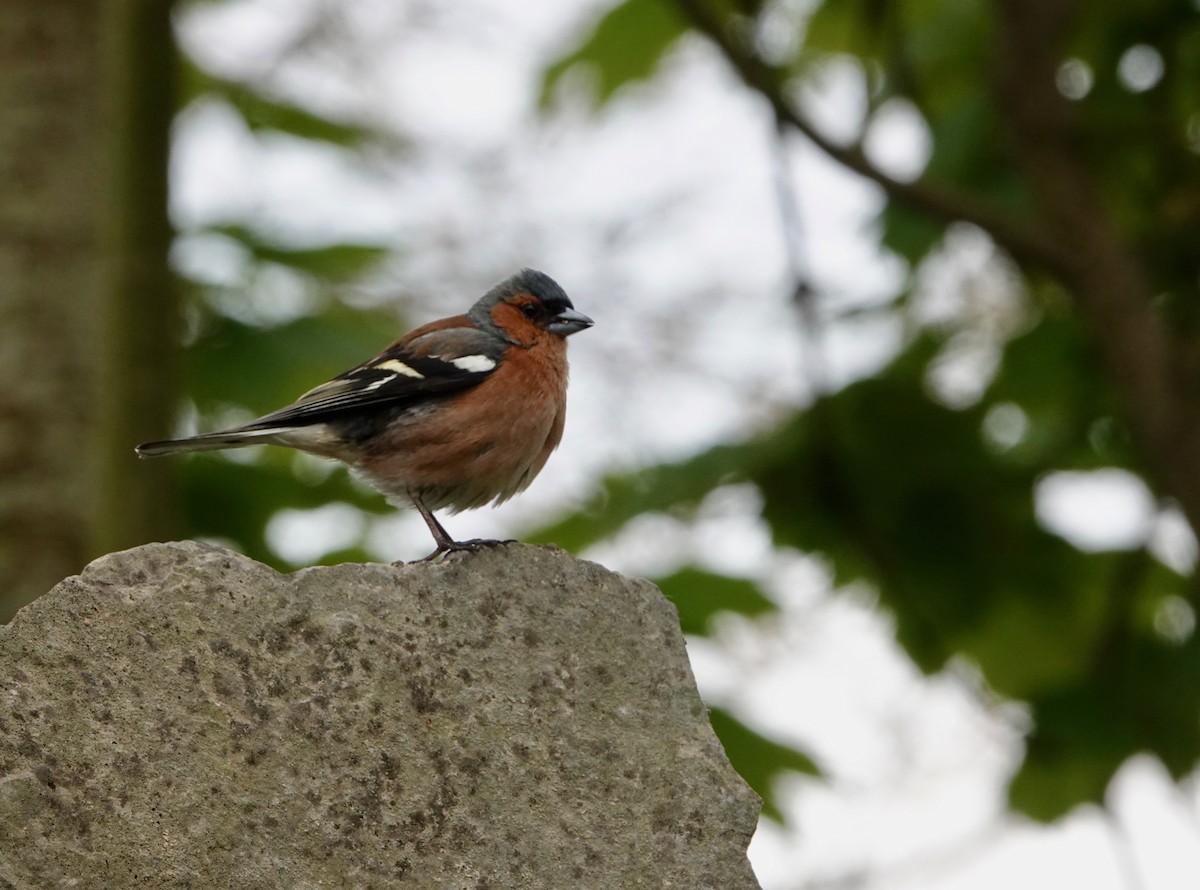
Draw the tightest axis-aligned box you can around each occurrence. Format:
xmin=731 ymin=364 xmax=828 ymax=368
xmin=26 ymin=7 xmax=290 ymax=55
xmin=548 ymin=307 xmax=594 ymax=336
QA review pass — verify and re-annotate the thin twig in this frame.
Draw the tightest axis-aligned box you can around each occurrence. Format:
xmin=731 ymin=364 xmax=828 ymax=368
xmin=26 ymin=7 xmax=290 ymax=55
xmin=769 ymin=116 xmax=825 ymax=394
xmin=671 ymin=0 xmax=1072 ymax=273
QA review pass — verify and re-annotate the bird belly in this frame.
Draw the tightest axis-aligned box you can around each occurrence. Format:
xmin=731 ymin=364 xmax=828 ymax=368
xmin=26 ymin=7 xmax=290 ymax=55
xmin=354 ymin=386 xmax=566 ymax=513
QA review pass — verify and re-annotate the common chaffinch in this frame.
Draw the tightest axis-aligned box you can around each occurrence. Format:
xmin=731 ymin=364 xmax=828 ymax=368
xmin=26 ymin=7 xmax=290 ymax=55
xmin=136 ymin=269 xmax=593 ymax=560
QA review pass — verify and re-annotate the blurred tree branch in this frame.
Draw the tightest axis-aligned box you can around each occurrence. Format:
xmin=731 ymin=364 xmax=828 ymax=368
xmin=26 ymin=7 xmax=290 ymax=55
xmin=991 ymin=0 xmax=1200 ymax=568
xmin=671 ymin=0 xmax=1073 ymax=272
xmin=673 ymin=0 xmax=1200 ymax=559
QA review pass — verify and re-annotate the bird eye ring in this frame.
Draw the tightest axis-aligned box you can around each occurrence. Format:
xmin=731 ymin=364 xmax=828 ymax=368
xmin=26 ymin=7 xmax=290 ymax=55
xmin=520 ymin=303 xmax=540 ymax=318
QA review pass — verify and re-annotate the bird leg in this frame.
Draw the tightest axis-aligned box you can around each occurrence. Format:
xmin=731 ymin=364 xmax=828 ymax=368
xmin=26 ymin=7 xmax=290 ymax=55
xmin=409 ymin=492 xmax=512 ymax=562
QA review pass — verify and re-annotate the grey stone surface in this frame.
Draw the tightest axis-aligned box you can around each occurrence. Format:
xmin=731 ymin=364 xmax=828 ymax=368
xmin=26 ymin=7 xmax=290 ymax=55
xmin=0 ymin=541 xmax=761 ymax=889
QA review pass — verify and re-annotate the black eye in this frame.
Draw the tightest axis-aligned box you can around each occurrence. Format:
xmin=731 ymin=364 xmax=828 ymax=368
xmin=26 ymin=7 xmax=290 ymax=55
xmin=521 ymin=303 xmax=540 ymax=318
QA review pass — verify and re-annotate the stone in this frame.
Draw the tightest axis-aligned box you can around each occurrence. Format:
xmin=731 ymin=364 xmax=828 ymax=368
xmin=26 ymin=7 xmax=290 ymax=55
xmin=0 ymin=541 xmax=761 ymax=889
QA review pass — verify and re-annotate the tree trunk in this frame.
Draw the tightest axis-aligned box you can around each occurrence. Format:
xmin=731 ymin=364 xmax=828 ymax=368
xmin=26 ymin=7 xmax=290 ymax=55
xmin=0 ymin=0 xmax=176 ymax=620
xmin=95 ymin=0 xmax=179 ymax=560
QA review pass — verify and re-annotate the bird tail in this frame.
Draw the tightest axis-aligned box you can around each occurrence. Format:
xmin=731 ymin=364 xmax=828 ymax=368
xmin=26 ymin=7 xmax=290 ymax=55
xmin=135 ymin=428 xmax=287 ymax=458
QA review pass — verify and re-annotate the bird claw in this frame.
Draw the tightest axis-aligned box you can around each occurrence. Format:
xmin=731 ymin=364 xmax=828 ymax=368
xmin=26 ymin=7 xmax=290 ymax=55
xmin=412 ymin=538 xmax=515 ymax=564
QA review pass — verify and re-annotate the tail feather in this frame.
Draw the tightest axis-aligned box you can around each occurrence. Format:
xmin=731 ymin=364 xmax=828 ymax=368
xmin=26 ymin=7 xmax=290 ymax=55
xmin=135 ymin=428 xmax=285 ymax=458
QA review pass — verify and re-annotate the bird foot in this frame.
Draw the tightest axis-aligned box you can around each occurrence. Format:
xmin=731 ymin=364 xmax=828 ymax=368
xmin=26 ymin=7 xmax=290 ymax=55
xmin=412 ymin=538 xmax=516 ymax=564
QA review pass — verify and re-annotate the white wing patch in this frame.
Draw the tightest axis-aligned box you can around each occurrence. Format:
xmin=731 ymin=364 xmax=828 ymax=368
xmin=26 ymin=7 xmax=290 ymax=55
xmin=375 ymin=359 xmax=425 ymax=378
xmin=361 ymin=376 xmax=393 ymax=392
xmin=449 ymin=354 xmax=497 ymax=373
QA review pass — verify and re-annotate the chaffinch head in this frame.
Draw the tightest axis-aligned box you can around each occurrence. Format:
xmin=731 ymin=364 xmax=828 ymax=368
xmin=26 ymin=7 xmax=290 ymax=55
xmin=137 ymin=269 xmax=593 ymax=560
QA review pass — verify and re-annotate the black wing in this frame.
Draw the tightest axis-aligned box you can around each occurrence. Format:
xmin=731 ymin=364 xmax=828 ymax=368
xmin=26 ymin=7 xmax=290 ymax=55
xmin=241 ymin=325 xmax=504 ymax=431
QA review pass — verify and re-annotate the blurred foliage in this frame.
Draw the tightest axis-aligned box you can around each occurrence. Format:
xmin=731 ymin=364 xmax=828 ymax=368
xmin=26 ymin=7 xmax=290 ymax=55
xmin=656 ymin=568 xmax=775 ymax=635
xmin=170 ymin=67 xmax=400 ymax=572
xmin=185 ymin=297 xmax=398 ymax=413
xmin=182 ymin=454 xmax=387 ymax=567
xmin=179 ymin=295 xmax=401 ymax=568
xmin=150 ymin=0 xmax=1200 ymax=833
xmin=541 ymin=0 xmax=688 ymax=106
xmin=204 ymin=223 xmax=392 ymax=283
xmin=537 ymin=0 xmax=1200 ymax=825
xmin=181 ymin=59 xmax=375 ymax=146
xmin=708 ymin=706 xmax=820 ymax=823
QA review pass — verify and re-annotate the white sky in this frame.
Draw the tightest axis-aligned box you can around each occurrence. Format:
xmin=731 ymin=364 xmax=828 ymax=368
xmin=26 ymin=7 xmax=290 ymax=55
xmin=173 ymin=1 xmax=1200 ymax=887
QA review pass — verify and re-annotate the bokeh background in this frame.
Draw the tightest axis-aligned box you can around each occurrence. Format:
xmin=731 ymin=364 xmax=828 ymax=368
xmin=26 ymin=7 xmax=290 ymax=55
xmin=5 ymin=0 xmax=1200 ymax=886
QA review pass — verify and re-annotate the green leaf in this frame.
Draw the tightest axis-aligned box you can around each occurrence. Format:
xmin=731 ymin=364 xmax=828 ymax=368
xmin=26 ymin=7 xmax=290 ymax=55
xmin=1009 ymin=686 xmax=1132 ymax=822
xmin=654 ymin=567 xmax=776 ymax=634
xmin=541 ymin=0 xmax=689 ymax=108
xmin=1013 ymin=619 xmax=1200 ymax=821
xmin=985 ymin=309 xmax=1129 ymax=470
xmin=803 ymin=0 xmax=888 ymax=61
xmin=878 ymin=200 xmax=946 ymax=264
xmin=185 ymin=302 xmax=402 ymax=417
xmin=206 ymin=223 xmax=390 ymax=283
xmin=182 ymin=59 xmax=374 ymax=147
xmin=527 ymin=440 xmax=763 ymax=552
xmin=708 ymin=706 xmax=821 ymax=823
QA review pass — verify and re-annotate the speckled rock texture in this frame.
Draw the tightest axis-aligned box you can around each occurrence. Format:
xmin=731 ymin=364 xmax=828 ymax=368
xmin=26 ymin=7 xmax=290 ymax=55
xmin=0 ymin=541 xmax=761 ymax=889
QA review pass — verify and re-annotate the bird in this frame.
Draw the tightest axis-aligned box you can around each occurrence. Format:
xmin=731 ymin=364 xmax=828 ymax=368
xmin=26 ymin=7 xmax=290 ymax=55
xmin=136 ymin=269 xmax=593 ymax=561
